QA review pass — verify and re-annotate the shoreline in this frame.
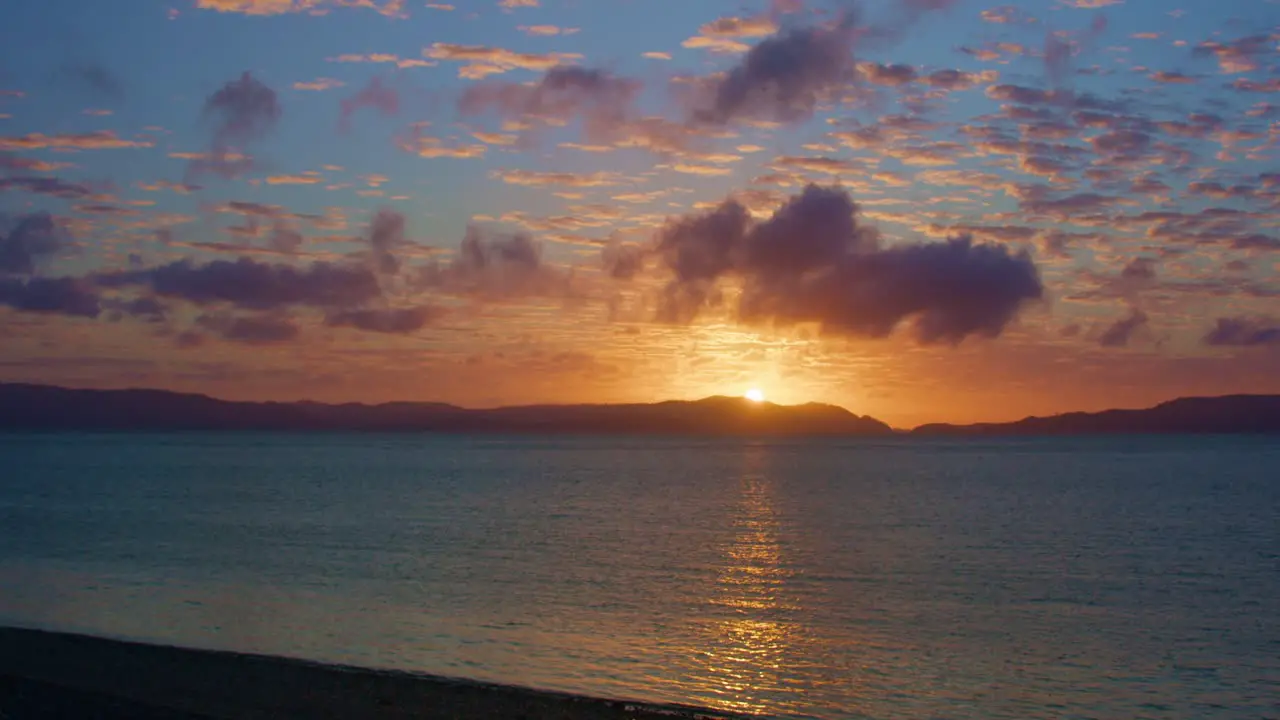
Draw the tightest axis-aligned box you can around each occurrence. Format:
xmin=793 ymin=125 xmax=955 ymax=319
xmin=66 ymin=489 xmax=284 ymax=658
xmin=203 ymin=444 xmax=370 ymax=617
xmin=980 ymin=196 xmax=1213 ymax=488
xmin=0 ymin=626 xmax=760 ymax=720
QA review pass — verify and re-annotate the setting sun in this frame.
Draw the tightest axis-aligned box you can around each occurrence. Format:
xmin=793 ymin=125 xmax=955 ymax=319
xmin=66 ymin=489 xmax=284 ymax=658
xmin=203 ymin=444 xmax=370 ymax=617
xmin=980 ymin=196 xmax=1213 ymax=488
xmin=745 ymin=388 xmax=765 ymax=403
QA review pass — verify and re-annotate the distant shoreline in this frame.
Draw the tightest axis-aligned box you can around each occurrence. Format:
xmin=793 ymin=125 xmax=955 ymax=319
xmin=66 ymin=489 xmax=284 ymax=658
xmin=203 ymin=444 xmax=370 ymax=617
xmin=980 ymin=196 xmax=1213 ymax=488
xmin=0 ymin=626 xmax=756 ymax=720
xmin=1 ymin=382 xmax=1278 ymax=436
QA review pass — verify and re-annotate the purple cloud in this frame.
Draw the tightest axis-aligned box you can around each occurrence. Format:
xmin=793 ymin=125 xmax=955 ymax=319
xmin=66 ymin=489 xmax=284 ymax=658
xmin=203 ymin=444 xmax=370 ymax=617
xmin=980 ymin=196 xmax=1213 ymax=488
xmin=1099 ymin=308 xmax=1147 ymax=348
xmin=189 ymin=72 xmax=282 ymax=180
xmin=325 ymin=306 xmax=443 ymax=334
xmin=459 ymin=66 xmax=641 ymax=141
xmin=196 ymin=312 xmax=300 ymax=345
xmin=1203 ymin=317 xmax=1280 ymax=347
xmin=0 ymin=213 xmax=67 ymax=275
xmin=0 ymin=276 xmax=100 ymax=317
xmin=99 ymin=257 xmax=382 ymax=311
xmin=655 ymin=185 xmax=1043 ymax=344
xmin=339 ymin=77 xmax=400 ymax=132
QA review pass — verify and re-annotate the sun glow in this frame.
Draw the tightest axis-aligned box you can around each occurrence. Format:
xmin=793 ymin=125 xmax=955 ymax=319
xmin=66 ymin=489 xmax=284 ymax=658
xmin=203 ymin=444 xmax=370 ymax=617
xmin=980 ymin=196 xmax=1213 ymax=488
xmin=744 ymin=388 xmax=765 ymax=403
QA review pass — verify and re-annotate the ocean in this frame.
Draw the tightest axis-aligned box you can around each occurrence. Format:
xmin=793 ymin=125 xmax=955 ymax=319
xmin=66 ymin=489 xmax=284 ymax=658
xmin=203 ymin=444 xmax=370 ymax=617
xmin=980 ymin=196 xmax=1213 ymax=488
xmin=1 ymin=432 xmax=1277 ymax=719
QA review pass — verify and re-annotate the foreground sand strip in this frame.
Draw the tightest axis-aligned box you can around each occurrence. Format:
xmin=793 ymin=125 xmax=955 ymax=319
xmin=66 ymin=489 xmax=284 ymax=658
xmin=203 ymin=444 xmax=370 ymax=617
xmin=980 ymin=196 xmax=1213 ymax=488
xmin=0 ymin=626 xmax=760 ymax=719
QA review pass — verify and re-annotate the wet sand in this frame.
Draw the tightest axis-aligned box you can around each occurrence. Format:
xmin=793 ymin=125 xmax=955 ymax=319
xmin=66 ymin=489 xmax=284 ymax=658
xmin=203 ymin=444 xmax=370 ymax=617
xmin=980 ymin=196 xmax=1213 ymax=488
xmin=0 ymin=626 xmax=758 ymax=719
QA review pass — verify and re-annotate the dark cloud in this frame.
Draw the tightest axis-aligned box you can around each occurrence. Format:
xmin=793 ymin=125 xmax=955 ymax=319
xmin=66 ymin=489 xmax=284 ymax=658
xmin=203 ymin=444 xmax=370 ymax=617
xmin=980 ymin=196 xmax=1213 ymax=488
xmin=459 ymin=66 xmax=641 ymax=140
xmin=56 ymin=63 xmax=123 ymax=99
xmin=419 ymin=226 xmax=570 ymax=299
xmin=269 ymin=223 xmax=304 ymax=253
xmin=365 ymin=207 xmax=406 ymax=275
xmin=691 ymin=20 xmax=859 ymax=125
xmin=325 ymin=306 xmax=442 ymax=334
xmin=196 ymin=312 xmax=299 ymax=345
xmin=0 ymin=176 xmax=94 ymax=199
xmin=691 ymin=1 xmax=957 ymax=126
xmin=1231 ymin=234 xmax=1280 ymax=251
xmin=189 ymin=72 xmax=281 ymax=180
xmin=98 ymin=257 xmax=382 ymax=311
xmin=655 ymin=184 xmax=1043 ymax=344
xmin=1202 ymin=317 xmax=1280 ymax=347
xmin=0 ymin=213 xmax=66 ymax=275
xmin=109 ymin=295 xmax=168 ymax=323
xmin=0 ymin=276 xmax=100 ymax=317
xmin=602 ymin=242 xmax=646 ymax=280
xmin=339 ymin=77 xmax=399 ymax=132
xmin=1098 ymin=308 xmax=1147 ymax=348
xmin=1120 ymin=257 xmax=1157 ymax=281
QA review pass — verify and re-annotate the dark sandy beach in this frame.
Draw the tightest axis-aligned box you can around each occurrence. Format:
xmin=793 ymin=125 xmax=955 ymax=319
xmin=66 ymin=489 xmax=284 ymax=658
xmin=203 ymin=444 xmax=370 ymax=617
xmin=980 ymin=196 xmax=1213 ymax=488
xmin=0 ymin=626 xmax=757 ymax=720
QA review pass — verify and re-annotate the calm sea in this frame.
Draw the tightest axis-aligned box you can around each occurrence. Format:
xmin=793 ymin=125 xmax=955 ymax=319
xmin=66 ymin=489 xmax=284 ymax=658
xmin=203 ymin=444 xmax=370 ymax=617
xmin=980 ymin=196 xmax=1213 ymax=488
xmin=1 ymin=433 xmax=1277 ymax=719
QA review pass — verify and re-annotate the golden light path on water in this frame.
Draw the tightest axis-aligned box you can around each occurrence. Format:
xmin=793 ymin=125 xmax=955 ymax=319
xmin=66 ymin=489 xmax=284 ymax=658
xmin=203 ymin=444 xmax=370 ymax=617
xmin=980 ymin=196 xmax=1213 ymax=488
xmin=692 ymin=444 xmax=803 ymax=716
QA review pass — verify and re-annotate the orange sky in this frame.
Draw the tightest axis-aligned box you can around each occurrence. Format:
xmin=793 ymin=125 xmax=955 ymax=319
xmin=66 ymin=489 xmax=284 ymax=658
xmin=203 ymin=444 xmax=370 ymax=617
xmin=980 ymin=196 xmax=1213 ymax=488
xmin=1 ymin=0 xmax=1278 ymax=428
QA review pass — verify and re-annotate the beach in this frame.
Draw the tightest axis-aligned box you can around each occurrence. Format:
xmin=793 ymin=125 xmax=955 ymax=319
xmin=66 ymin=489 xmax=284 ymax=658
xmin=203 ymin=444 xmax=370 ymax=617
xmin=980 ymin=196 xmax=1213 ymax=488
xmin=0 ymin=626 xmax=753 ymax=720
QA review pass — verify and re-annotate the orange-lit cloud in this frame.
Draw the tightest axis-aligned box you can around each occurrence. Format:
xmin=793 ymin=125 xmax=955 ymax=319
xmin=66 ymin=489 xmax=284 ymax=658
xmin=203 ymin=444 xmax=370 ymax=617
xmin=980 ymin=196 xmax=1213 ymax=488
xmin=293 ymin=77 xmax=346 ymax=91
xmin=426 ymin=43 xmax=581 ymax=79
xmin=493 ymin=169 xmax=623 ymax=187
xmin=0 ymin=131 xmax=152 ymax=151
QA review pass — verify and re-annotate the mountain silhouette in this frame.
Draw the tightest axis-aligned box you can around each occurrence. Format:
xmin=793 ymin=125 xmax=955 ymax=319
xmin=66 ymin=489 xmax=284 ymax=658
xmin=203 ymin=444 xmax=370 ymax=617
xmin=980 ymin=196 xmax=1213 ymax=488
xmin=0 ymin=383 xmax=893 ymax=436
xmin=913 ymin=395 xmax=1280 ymax=435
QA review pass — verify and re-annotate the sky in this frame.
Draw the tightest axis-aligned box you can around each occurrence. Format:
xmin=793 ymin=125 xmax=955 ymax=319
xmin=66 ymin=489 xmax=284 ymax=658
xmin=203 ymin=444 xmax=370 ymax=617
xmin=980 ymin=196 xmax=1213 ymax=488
xmin=0 ymin=0 xmax=1277 ymax=427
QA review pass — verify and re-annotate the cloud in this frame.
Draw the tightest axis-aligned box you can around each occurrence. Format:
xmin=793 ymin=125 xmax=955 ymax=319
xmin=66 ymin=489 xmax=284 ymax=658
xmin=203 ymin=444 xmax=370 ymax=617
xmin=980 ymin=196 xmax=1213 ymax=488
xmin=1098 ymin=308 xmax=1147 ymax=347
xmin=99 ymin=257 xmax=382 ymax=311
xmin=418 ymin=226 xmax=570 ymax=299
xmin=189 ymin=72 xmax=281 ymax=180
xmin=197 ymin=0 xmax=318 ymax=14
xmin=108 ymin=295 xmax=168 ymax=323
xmin=0 ymin=176 xmax=94 ymax=199
xmin=0 ymin=154 xmax=73 ymax=174
xmin=1045 ymin=14 xmax=1107 ymax=86
xmin=396 ymin=125 xmax=486 ymax=158
xmin=269 ymin=223 xmax=305 ymax=253
xmin=196 ymin=312 xmax=300 ymax=344
xmin=196 ymin=0 xmax=405 ymax=17
xmin=688 ymin=1 xmax=958 ymax=126
xmin=0 ymin=131 xmax=151 ymax=151
xmin=602 ymin=242 xmax=645 ymax=280
xmin=922 ymin=68 xmax=995 ymax=91
xmin=493 ymin=169 xmax=622 ymax=187
xmin=519 ymin=25 xmax=576 ymax=36
xmin=653 ymin=184 xmax=1042 ymax=343
xmin=364 ymin=207 xmax=407 ymax=274
xmin=265 ymin=173 xmax=322 ymax=185
xmin=339 ymin=77 xmax=399 ymax=131
xmin=56 ymin=63 xmax=124 ymax=99
xmin=328 ymin=53 xmax=433 ymax=69
xmin=0 ymin=213 xmax=66 ymax=275
xmin=1195 ymin=35 xmax=1272 ymax=74
xmin=459 ymin=66 xmax=641 ymax=140
xmin=325 ymin=305 xmax=442 ymax=333
xmin=858 ymin=62 xmax=917 ymax=86
xmin=1120 ymin=257 xmax=1157 ymax=281
xmin=683 ymin=14 xmax=779 ymax=53
xmin=294 ymin=77 xmax=346 ymax=91
xmin=425 ymin=43 xmax=582 ymax=79
xmin=0 ymin=276 xmax=100 ymax=317
xmin=1202 ymin=317 xmax=1280 ymax=347
xmin=689 ymin=20 xmax=859 ymax=126
xmin=1150 ymin=71 xmax=1196 ymax=84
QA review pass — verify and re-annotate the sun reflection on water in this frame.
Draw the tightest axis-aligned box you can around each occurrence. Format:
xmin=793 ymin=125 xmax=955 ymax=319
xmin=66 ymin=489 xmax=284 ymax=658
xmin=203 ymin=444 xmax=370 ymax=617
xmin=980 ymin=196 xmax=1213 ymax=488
xmin=692 ymin=443 xmax=805 ymax=715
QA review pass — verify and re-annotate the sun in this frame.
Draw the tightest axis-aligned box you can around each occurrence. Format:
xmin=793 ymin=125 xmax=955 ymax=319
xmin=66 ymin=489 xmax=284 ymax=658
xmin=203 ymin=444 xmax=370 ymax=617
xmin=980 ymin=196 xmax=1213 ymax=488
xmin=744 ymin=388 xmax=765 ymax=403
